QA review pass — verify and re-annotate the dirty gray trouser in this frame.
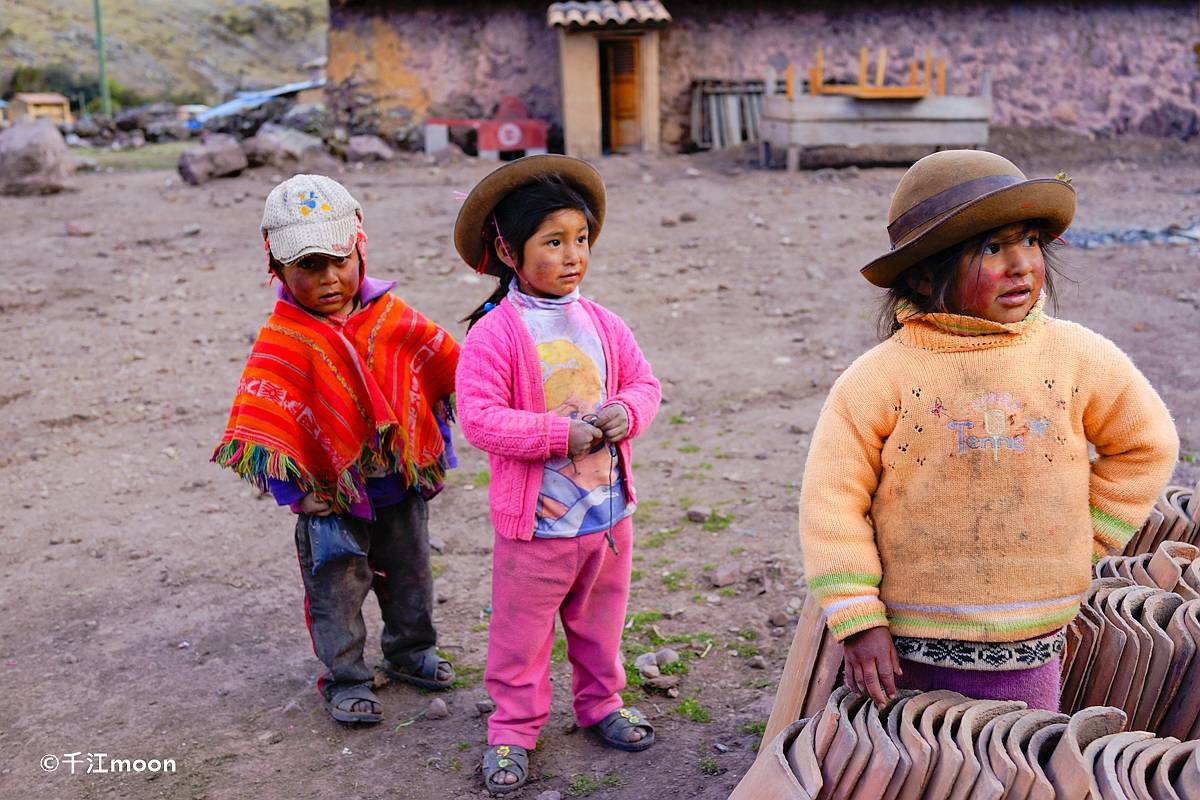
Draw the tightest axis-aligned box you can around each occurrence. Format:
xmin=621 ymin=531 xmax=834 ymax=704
xmin=294 ymin=492 xmax=438 ymax=701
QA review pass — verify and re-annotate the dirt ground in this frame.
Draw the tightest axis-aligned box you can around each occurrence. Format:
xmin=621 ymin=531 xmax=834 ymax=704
xmin=2 ymin=129 xmax=1197 ymax=800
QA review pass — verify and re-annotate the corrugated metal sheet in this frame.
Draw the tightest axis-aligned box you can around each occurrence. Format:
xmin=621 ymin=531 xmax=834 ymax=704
xmin=547 ymin=1 xmax=671 ymax=29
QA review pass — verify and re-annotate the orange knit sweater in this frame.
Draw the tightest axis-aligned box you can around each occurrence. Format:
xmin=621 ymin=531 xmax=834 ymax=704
xmin=801 ymin=301 xmax=1178 ymax=643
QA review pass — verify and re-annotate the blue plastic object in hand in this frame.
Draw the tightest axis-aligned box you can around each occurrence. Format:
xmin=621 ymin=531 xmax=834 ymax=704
xmin=308 ymin=515 xmax=366 ymax=573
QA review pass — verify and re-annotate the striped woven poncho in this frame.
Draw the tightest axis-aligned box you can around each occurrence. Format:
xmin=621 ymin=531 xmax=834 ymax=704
xmin=213 ymin=293 xmax=459 ymax=513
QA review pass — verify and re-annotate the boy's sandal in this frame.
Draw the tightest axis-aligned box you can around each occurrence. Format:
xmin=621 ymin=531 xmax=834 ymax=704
xmin=590 ymin=706 xmax=655 ymax=752
xmin=325 ymin=683 xmax=383 ymax=725
xmin=482 ymin=744 xmax=528 ymax=795
xmin=383 ymin=651 xmax=454 ymax=690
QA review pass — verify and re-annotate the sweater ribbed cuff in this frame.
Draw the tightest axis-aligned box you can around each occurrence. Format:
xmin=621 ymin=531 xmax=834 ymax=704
xmin=1090 ymin=504 xmax=1137 ymax=552
xmin=808 ymin=571 xmax=887 ymax=641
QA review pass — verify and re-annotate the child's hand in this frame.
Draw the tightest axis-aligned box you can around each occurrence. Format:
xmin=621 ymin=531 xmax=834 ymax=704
xmin=299 ymin=493 xmax=334 ymax=516
xmin=568 ymin=419 xmax=603 ymax=457
xmin=841 ymin=626 xmax=903 ymax=707
xmin=593 ymin=403 xmax=629 ymax=443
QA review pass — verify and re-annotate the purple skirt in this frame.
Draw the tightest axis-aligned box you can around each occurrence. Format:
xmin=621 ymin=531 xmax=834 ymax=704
xmin=895 ymin=656 xmax=1062 ymax=712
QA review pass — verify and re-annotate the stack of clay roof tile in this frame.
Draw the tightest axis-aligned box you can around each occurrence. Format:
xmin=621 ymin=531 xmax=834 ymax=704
xmin=1060 ymin=540 xmax=1200 ymax=738
xmin=762 ymin=479 xmax=1200 ymax=748
xmin=733 ymin=688 xmax=1200 ymax=799
xmin=1122 ymin=480 xmax=1198 ymax=556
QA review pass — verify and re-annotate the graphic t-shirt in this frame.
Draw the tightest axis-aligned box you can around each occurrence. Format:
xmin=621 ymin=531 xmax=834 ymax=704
xmin=508 ymin=284 xmax=633 ymax=538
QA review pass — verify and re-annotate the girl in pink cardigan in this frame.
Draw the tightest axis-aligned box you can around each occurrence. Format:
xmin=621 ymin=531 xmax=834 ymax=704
xmin=453 ymin=156 xmax=661 ymax=794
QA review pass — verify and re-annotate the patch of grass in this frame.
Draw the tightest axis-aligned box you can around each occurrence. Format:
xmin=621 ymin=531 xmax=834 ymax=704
xmin=718 ymin=587 xmax=737 ymax=597
xmin=627 ymin=610 xmax=664 ymax=630
xmin=739 ymin=719 xmax=768 ymax=736
xmin=567 ymin=773 xmax=623 ymax=796
xmin=472 ymin=469 xmax=490 ymax=488
xmin=633 ymin=498 xmax=660 ymax=526
xmin=729 ymin=545 xmax=745 ymax=556
xmin=701 ymin=563 xmax=715 ymax=572
xmin=737 ymin=628 xmax=759 ymax=641
xmin=642 ymin=526 xmax=682 ymax=549
xmin=470 ymin=622 xmax=488 ymax=632
xmin=620 ymin=687 xmax=642 ymax=705
xmin=630 ymin=569 xmax=643 ymax=583
xmin=698 ymin=757 xmax=721 ymax=775
xmin=653 ymin=556 xmax=673 ymax=568
xmin=703 ymin=510 xmax=734 ymax=532
xmin=698 ymin=461 xmax=713 ymax=470
xmin=678 ymin=444 xmax=701 ymax=454
xmin=691 ymin=593 xmax=705 ymax=603
xmin=455 ymin=741 xmax=473 ymax=752
xmin=450 ymin=663 xmax=484 ymax=690
xmin=445 ymin=756 xmax=462 ymax=773
xmin=659 ymin=659 xmax=689 ymax=676
xmin=675 ymin=695 xmax=713 ymax=723
xmin=431 ymin=560 xmax=445 ymax=579
xmin=76 ymin=140 xmax=191 ymax=171
xmin=730 ymin=643 xmax=760 ymax=658
xmin=679 ymin=495 xmax=698 ymax=509
xmin=661 ymin=570 xmax=691 ymax=591
xmin=551 ymin=637 xmax=567 ymax=664
xmin=669 ymin=413 xmax=687 ymax=425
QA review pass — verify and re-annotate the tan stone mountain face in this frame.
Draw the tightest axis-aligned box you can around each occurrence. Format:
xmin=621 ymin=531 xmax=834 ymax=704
xmin=0 ymin=0 xmax=326 ymax=103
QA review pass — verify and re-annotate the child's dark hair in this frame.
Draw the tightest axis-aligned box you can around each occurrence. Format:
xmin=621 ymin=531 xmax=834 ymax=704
xmin=463 ymin=174 xmax=598 ymax=330
xmin=876 ymin=220 xmax=1068 ymax=339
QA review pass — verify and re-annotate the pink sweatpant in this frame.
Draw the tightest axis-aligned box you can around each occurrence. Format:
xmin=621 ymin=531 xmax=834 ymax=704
xmin=485 ymin=518 xmax=633 ymax=749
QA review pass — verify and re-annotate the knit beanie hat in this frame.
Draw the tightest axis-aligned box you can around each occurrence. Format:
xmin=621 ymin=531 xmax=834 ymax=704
xmin=261 ymin=174 xmax=362 ymax=264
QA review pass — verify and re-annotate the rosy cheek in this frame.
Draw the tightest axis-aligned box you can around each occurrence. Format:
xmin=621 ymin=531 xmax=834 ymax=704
xmin=958 ymin=268 xmax=1005 ymax=311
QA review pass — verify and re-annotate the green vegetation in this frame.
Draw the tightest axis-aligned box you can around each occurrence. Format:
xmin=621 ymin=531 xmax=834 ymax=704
xmin=75 ymin=141 xmax=191 ymax=171
xmin=698 ymin=757 xmax=721 ymax=775
xmin=678 ymin=444 xmax=701 ymax=454
xmin=642 ymin=526 xmax=682 ymax=549
xmin=472 ymin=469 xmax=490 ymax=488
xmin=661 ymin=570 xmax=690 ymax=591
xmin=551 ymin=637 xmax=567 ymax=663
xmin=669 ymin=413 xmax=687 ymax=425
xmin=739 ymin=719 xmax=768 ymax=736
xmin=567 ymin=773 xmax=623 ymax=796
xmin=675 ymin=696 xmax=713 ymax=723
xmin=630 ymin=569 xmax=643 ymax=583
xmin=703 ymin=510 xmax=735 ymax=532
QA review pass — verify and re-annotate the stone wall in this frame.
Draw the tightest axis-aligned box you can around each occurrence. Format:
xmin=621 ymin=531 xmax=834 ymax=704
xmin=658 ymin=1 xmax=1199 ymax=146
xmin=328 ymin=1 xmax=560 ymax=139
xmin=329 ymin=1 xmax=1200 ymax=146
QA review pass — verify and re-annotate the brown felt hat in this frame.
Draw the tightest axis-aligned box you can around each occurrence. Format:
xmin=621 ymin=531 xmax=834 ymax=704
xmin=861 ymin=149 xmax=1076 ymax=287
xmin=453 ymin=154 xmax=606 ymax=275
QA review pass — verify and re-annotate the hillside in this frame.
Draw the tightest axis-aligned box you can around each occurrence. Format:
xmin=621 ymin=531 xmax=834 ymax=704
xmin=0 ymin=0 xmax=326 ymax=103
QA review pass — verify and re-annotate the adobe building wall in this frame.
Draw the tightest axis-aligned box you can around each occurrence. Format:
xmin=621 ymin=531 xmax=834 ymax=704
xmin=657 ymin=1 xmax=1199 ymax=147
xmin=328 ymin=1 xmax=1199 ymax=147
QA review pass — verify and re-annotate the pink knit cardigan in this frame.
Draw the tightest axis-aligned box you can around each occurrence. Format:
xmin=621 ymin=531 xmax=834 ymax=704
xmin=455 ymin=295 xmax=661 ymax=540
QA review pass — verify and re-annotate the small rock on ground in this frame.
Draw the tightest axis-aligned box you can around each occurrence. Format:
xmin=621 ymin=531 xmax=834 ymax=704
xmin=427 ymin=698 xmax=449 ymax=719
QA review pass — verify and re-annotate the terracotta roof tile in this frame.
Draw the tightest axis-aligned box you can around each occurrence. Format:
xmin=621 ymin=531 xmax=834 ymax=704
xmin=547 ymin=1 xmax=671 ymax=29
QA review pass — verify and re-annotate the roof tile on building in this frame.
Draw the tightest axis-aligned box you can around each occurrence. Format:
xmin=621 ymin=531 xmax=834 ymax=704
xmin=547 ymin=1 xmax=671 ymax=29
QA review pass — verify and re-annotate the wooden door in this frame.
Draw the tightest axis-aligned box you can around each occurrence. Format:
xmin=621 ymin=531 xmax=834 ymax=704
xmin=603 ymin=38 xmax=641 ymax=152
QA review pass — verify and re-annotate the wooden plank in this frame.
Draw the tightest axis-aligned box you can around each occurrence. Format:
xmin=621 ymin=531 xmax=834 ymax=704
xmin=936 ymin=59 xmax=946 ymax=96
xmin=761 ymin=594 xmax=826 ymax=746
xmin=923 ymin=47 xmax=932 ymax=89
xmin=763 ymin=93 xmax=991 ymax=122
xmin=724 ymin=93 xmax=742 ymax=145
xmin=818 ymin=85 xmax=929 ymax=100
xmin=785 ymin=63 xmax=795 ymax=101
xmin=773 ymin=119 xmax=989 ymax=148
xmin=859 ymin=46 xmax=869 ymax=87
xmin=875 ymin=47 xmax=886 ymax=86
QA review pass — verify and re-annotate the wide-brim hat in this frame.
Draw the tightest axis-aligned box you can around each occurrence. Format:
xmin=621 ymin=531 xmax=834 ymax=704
xmin=454 ymin=154 xmax=606 ymax=275
xmin=861 ymin=150 xmax=1076 ymax=288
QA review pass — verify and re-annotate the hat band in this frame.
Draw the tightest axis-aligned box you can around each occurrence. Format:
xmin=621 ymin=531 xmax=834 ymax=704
xmin=887 ymin=174 xmax=1023 ymax=248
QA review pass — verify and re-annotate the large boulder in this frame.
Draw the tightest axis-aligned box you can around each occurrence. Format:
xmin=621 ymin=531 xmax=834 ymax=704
xmin=177 ymin=133 xmax=248 ymax=186
xmin=242 ymin=123 xmax=334 ymax=169
xmin=0 ymin=119 xmax=75 ymax=196
xmin=115 ymin=101 xmax=177 ymax=132
xmin=346 ymin=134 xmax=395 ymax=163
xmin=281 ymin=103 xmax=333 ymax=136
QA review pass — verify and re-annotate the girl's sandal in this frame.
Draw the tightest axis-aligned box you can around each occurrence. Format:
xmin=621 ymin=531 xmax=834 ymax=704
xmin=383 ymin=651 xmax=455 ymax=691
xmin=589 ymin=706 xmax=655 ymax=752
xmin=482 ymin=744 xmax=528 ymax=795
xmin=325 ymin=683 xmax=383 ymax=725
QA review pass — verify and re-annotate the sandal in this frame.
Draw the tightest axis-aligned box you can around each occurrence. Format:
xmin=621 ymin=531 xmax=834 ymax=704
xmin=590 ymin=706 xmax=655 ymax=752
xmin=482 ymin=744 xmax=528 ymax=795
xmin=383 ymin=651 xmax=454 ymax=691
xmin=325 ymin=682 xmax=383 ymax=725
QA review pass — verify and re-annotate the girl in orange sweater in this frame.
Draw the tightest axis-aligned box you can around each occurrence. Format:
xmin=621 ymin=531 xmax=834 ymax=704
xmin=800 ymin=150 xmax=1178 ymax=710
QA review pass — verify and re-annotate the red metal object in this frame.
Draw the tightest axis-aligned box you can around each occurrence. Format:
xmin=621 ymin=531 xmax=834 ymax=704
xmin=425 ymin=96 xmax=547 ymax=156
